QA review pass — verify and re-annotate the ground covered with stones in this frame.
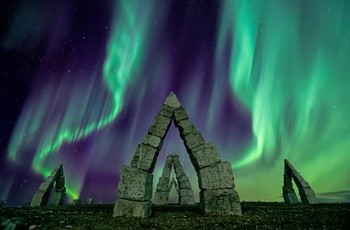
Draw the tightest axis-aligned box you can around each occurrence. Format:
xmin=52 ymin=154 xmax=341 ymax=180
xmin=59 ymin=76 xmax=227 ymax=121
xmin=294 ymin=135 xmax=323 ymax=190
xmin=1 ymin=202 xmax=349 ymax=229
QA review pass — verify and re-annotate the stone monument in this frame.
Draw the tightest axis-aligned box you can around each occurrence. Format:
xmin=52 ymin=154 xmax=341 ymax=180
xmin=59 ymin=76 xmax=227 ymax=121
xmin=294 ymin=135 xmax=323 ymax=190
xmin=282 ymin=159 xmax=318 ymax=204
xmin=30 ymin=164 xmax=66 ymax=206
xmin=113 ymin=92 xmax=241 ymax=218
xmin=154 ymin=154 xmax=194 ymax=205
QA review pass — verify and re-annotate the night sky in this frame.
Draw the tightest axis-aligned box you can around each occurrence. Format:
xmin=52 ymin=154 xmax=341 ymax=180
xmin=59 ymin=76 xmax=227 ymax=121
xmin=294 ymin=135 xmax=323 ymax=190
xmin=1 ymin=0 xmax=350 ymax=206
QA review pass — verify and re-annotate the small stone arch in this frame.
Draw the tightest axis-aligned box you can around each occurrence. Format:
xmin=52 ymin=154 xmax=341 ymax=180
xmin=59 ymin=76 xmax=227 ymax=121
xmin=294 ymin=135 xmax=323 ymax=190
xmin=113 ymin=92 xmax=241 ymax=218
xmin=282 ymin=159 xmax=318 ymax=204
xmin=30 ymin=164 xmax=66 ymax=206
xmin=153 ymin=154 xmax=194 ymax=205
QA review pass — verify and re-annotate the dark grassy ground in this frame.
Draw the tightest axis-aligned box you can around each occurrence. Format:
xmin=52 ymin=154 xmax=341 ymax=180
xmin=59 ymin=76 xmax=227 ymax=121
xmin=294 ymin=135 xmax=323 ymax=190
xmin=1 ymin=202 xmax=349 ymax=229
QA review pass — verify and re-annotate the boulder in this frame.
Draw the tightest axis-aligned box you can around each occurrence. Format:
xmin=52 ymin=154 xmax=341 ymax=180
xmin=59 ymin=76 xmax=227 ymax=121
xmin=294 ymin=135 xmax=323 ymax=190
xmin=113 ymin=199 xmax=151 ymax=218
xmin=118 ymin=166 xmax=153 ymax=201
xmin=184 ymin=132 xmax=205 ymax=150
xmin=142 ymin=135 xmax=163 ymax=150
xmin=200 ymin=189 xmax=241 ymax=215
xmin=131 ymin=144 xmax=159 ymax=172
xmin=173 ymin=107 xmax=188 ymax=124
xmin=190 ymin=142 xmax=222 ymax=171
xmin=148 ymin=115 xmax=172 ymax=139
xmin=197 ymin=161 xmax=235 ymax=190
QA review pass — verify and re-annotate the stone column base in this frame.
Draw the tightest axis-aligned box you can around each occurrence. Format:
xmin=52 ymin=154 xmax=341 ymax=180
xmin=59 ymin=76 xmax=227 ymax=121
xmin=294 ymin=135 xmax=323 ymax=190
xmin=200 ymin=189 xmax=241 ymax=215
xmin=113 ymin=199 xmax=151 ymax=218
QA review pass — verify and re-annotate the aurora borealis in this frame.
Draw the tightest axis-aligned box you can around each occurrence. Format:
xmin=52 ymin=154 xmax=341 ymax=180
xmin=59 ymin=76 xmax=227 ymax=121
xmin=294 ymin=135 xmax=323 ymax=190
xmin=1 ymin=0 xmax=350 ymax=205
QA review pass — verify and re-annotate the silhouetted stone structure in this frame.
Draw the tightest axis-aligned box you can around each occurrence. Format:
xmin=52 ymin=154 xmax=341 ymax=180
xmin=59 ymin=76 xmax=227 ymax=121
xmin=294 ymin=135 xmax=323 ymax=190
xmin=86 ymin=198 xmax=94 ymax=204
xmin=30 ymin=164 xmax=66 ymax=206
xmin=282 ymin=159 xmax=318 ymax=204
xmin=73 ymin=199 xmax=81 ymax=205
xmin=113 ymin=92 xmax=241 ymax=218
xmin=154 ymin=154 xmax=194 ymax=205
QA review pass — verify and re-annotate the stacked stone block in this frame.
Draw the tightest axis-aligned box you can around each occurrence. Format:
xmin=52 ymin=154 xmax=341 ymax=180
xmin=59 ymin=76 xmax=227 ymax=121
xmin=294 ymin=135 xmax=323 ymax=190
xmin=172 ymin=155 xmax=195 ymax=205
xmin=282 ymin=159 xmax=318 ymax=204
xmin=31 ymin=164 xmax=66 ymax=207
xmin=154 ymin=154 xmax=194 ymax=205
xmin=174 ymin=101 xmax=241 ymax=215
xmin=153 ymin=155 xmax=173 ymax=205
xmin=114 ymin=94 xmax=175 ymax=218
xmin=113 ymin=92 xmax=242 ymax=218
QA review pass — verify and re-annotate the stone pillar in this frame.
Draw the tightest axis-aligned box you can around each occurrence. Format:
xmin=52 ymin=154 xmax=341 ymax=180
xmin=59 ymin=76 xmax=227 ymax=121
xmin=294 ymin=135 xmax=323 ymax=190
xmin=172 ymin=155 xmax=195 ymax=205
xmin=153 ymin=155 xmax=173 ymax=205
xmin=31 ymin=164 xmax=64 ymax=207
xmin=283 ymin=159 xmax=318 ymax=204
xmin=113 ymin=165 xmax=153 ymax=218
xmin=175 ymin=107 xmax=241 ymax=215
xmin=50 ymin=172 xmax=66 ymax=206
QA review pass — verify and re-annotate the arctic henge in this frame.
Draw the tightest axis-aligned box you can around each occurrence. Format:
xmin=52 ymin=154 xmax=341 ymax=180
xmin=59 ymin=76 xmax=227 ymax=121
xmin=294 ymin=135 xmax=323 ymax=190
xmin=113 ymin=92 xmax=242 ymax=218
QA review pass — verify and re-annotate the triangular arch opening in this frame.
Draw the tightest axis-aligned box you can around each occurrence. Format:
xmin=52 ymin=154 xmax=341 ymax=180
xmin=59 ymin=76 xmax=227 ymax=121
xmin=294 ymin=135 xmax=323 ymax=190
xmin=114 ymin=92 xmax=241 ymax=218
xmin=282 ymin=159 xmax=318 ymax=204
xmin=30 ymin=164 xmax=66 ymax=206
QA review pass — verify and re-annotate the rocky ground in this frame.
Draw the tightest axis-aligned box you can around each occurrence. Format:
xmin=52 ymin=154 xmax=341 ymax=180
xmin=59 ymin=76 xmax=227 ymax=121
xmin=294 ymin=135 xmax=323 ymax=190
xmin=1 ymin=202 xmax=349 ymax=229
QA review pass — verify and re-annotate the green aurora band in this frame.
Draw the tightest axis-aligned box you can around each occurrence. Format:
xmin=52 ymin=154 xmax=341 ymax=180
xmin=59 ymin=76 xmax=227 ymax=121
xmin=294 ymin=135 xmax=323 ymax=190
xmin=217 ymin=0 xmax=350 ymax=200
xmin=7 ymin=0 xmax=155 ymax=200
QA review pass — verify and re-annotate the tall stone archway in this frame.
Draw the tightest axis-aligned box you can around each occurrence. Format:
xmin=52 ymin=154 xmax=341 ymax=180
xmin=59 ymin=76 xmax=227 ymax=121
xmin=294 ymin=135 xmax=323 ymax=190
xmin=30 ymin=164 xmax=66 ymax=206
xmin=113 ymin=92 xmax=241 ymax=218
xmin=153 ymin=154 xmax=195 ymax=205
xmin=282 ymin=159 xmax=318 ymax=204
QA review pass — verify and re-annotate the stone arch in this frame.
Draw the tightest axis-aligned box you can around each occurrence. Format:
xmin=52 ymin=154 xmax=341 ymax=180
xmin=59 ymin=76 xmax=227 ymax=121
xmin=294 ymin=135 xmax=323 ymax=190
xmin=153 ymin=154 xmax=194 ymax=205
xmin=282 ymin=159 xmax=318 ymax=204
xmin=113 ymin=92 xmax=241 ymax=218
xmin=30 ymin=164 xmax=66 ymax=206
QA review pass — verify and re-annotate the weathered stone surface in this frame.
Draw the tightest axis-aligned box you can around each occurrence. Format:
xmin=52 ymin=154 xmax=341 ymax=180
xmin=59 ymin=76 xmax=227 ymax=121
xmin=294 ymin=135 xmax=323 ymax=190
xmin=148 ymin=115 xmax=172 ymax=139
xmin=163 ymin=92 xmax=182 ymax=109
xmin=197 ymin=161 xmax=235 ymax=190
xmin=282 ymin=191 xmax=299 ymax=204
xmin=73 ymin=199 xmax=81 ymax=205
xmin=113 ymin=199 xmax=151 ymax=218
xmin=298 ymin=188 xmax=316 ymax=196
xmin=31 ymin=191 xmax=50 ymax=207
xmin=200 ymin=189 xmax=241 ymax=215
xmin=173 ymin=107 xmax=188 ymax=124
xmin=178 ymin=178 xmax=192 ymax=190
xmin=184 ymin=132 xmax=205 ymax=150
xmin=31 ymin=164 xmax=65 ymax=207
xmin=300 ymin=195 xmax=318 ymax=204
xmin=161 ymin=167 xmax=171 ymax=179
xmin=283 ymin=159 xmax=318 ymax=204
xmin=180 ymin=189 xmax=194 ymax=197
xmin=156 ymin=176 xmax=170 ymax=192
xmin=153 ymin=191 xmax=169 ymax=205
xmin=158 ymin=104 xmax=174 ymax=118
xmin=118 ymin=166 xmax=153 ymax=201
xmin=131 ymin=144 xmax=159 ymax=172
xmin=291 ymin=172 xmax=311 ymax=188
xmin=176 ymin=119 xmax=196 ymax=138
xmin=55 ymin=176 xmax=65 ymax=188
xmin=85 ymin=198 xmax=94 ymax=204
xmin=190 ymin=142 xmax=222 ymax=171
xmin=179 ymin=196 xmax=195 ymax=205
xmin=50 ymin=191 xmax=65 ymax=206
xmin=142 ymin=135 xmax=163 ymax=150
